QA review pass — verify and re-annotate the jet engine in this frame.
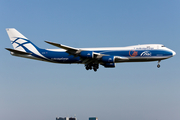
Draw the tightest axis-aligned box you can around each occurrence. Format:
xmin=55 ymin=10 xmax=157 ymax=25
xmin=80 ymin=51 xmax=94 ymax=58
xmin=101 ymin=55 xmax=115 ymax=63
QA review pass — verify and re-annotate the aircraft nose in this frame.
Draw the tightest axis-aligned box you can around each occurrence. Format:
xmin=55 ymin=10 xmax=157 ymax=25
xmin=172 ymin=50 xmax=176 ymax=56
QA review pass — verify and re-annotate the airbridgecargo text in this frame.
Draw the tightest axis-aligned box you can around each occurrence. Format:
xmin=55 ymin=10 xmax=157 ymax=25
xmin=134 ymin=47 xmax=154 ymax=50
xmin=51 ymin=58 xmax=69 ymax=60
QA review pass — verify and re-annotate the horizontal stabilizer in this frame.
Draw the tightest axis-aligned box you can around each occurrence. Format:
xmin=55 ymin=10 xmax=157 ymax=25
xmin=5 ymin=48 xmax=32 ymax=55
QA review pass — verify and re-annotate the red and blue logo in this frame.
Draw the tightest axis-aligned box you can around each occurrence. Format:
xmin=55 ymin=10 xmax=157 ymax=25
xmin=129 ymin=50 xmax=138 ymax=57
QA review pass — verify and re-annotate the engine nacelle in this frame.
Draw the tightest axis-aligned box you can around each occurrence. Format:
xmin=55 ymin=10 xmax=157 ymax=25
xmin=102 ymin=63 xmax=116 ymax=68
xmin=80 ymin=51 xmax=94 ymax=58
xmin=101 ymin=56 xmax=115 ymax=63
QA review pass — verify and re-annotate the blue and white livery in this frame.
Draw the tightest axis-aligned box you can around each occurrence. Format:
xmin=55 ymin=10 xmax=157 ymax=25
xmin=6 ymin=28 xmax=176 ymax=72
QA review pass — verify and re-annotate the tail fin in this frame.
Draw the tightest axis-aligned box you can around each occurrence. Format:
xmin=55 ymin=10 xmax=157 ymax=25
xmin=6 ymin=28 xmax=40 ymax=53
xmin=6 ymin=28 xmax=49 ymax=60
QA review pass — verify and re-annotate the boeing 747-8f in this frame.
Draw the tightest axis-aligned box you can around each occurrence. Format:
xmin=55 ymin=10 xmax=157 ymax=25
xmin=6 ymin=28 xmax=176 ymax=72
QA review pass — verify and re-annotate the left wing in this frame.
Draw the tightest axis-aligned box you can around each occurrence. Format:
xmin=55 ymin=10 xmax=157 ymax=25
xmin=45 ymin=41 xmax=129 ymax=64
xmin=45 ymin=41 xmax=82 ymax=55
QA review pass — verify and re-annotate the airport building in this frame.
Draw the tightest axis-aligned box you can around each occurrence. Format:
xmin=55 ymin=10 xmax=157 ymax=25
xmin=56 ymin=116 xmax=97 ymax=120
xmin=89 ymin=117 xmax=98 ymax=120
xmin=56 ymin=117 xmax=68 ymax=120
xmin=56 ymin=117 xmax=76 ymax=120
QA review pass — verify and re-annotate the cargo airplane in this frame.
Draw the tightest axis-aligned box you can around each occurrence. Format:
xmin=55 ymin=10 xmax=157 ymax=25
xmin=6 ymin=28 xmax=176 ymax=72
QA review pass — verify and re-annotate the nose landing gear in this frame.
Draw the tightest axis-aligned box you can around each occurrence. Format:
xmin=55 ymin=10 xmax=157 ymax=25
xmin=157 ymin=60 xmax=161 ymax=68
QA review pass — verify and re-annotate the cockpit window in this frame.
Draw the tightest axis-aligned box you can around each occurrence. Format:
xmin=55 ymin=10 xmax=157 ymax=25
xmin=161 ymin=45 xmax=165 ymax=47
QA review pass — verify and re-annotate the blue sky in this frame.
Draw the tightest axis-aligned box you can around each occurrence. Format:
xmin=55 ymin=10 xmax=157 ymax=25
xmin=0 ymin=1 xmax=180 ymax=120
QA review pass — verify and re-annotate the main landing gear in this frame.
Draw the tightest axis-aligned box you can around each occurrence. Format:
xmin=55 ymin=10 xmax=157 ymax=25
xmin=157 ymin=60 xmax=161 ymax=68
xmin=85 ymin=64 xmax=99 ymax=72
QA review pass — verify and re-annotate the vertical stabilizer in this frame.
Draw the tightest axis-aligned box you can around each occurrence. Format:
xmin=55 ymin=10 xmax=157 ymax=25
xmin=6 ymin=28 xmax=41 ymax=53
xmin=6 ymin=28 xmax=29 ymax=52
xmin=6 ymin=28 xmax=47 ymax=59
